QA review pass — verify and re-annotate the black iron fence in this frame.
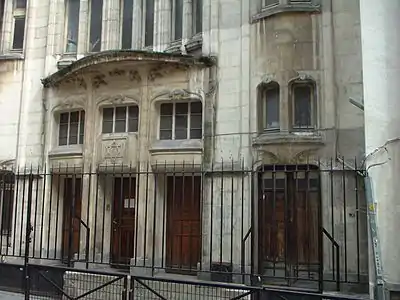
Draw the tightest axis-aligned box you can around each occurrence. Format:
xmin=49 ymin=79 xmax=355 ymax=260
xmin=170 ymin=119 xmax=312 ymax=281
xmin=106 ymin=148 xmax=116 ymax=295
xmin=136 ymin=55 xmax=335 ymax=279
xmin=0 ymin=158 xmax=369 ymax=297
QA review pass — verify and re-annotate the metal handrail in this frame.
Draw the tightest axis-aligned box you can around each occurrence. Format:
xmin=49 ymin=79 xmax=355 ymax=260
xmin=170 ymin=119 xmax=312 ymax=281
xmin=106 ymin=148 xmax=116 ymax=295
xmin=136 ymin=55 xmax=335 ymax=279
xmin=323 ymin=228 xmax=340 ymax=291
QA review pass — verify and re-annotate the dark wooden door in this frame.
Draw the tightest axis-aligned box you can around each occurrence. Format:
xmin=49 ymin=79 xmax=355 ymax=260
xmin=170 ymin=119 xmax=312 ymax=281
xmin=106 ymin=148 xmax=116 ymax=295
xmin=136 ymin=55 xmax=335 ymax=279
xmin=258 ymin=172 xmax=320 ymax=273
xmin=111 ymin=177 xmax=136 ymax=265
xmin=62 ymin=177 xmax=82 ymax=260
xmin=166 ymin=176 xmax=201 ymax=273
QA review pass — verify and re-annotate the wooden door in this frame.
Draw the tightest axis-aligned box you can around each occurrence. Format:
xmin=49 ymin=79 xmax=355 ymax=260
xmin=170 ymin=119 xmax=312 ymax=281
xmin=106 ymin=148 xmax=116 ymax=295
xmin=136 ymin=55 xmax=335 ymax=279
xmin=166 ymin=176 xmax=201 ymax=273
xmin=258 ymin=172 xmax=320 ymax=273
xmin=111 ymin=177 xmax=136 ymax=266
xmin=62 ymin=177 xmax=82 ymax=260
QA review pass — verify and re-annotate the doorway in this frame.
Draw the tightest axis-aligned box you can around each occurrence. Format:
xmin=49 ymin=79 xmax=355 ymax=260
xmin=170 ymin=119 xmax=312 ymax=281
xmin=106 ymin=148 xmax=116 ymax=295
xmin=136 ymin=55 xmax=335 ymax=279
xmin=111 ymin=177 xmax=136 ymax=266
xmin=258 ymin=166 xmax=320 ymax=282
xmin=166 ymin=176 xmax=201 ymax=274
xmin=62 ymin=177 xmax=82 ymax=261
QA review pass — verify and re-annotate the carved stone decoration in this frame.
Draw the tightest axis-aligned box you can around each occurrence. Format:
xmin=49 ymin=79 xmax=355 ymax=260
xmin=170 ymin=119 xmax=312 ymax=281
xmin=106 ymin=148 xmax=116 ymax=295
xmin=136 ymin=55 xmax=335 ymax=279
xmin=148 ymin=63 xmax=190 ymax=81
xmin=52 ymin=95 xmax=86 ymax=112
xmin=289 ymin=72 xmax=316 ymax=83
xmin=62 ymin=75 xmax=87 ymax=89
xmin=102 ymin=139 xmax=126 ymax=165
xmin=291 ymin=147 xmax=321 ymax=164
xmin=93 ymin=73 xmax=107 ymax=88
xmin=108 ymin=68 xmax=126 ymax=77
xmin=128 ymin=70 xmax=141 ymax=83
xmin=169 ymin=89 xmax=190 ymax=100
xmin=261 ymin=74 xmax=275 ymax=85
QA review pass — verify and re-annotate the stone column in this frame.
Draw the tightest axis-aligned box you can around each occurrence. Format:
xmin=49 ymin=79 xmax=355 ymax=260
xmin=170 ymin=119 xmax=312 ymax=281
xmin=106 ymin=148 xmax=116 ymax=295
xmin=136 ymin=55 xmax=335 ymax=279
xmin=182 ymin=0 xmax=192 ymax=43
xmin=132 ymin=0 xmax=142 ymax=49
xmin=360 ymin=1 xmax=400 ymax=299
xmin=156 ymin=0 xmax=171 ymax=51
xmin=77 ymin=0 xmax=89 ymax=56
xmin=103 ymin=0 xmax=120 ymax=50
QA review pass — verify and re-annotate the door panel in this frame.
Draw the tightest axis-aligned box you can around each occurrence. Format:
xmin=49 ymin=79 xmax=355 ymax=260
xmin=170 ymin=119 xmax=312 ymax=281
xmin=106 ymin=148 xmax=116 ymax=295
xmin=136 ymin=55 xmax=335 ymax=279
xmin=166 ymin=176 xmax=201 ymax=273
xmin=62 ymin=177 xmax=82 ymax=260
xmin=111 ymin=177 xmax=136 ymax=265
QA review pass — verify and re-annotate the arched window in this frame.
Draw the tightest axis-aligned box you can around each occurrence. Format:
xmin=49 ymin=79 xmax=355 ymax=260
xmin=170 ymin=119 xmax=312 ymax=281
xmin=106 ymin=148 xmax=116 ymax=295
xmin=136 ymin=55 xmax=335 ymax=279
xmin=291 ymin=80 xmax=316 ymax=130
xmin=58 ymin=110 xmax=85 ymax=146
xmin=258 ymin=81 xmax=280 ymax=132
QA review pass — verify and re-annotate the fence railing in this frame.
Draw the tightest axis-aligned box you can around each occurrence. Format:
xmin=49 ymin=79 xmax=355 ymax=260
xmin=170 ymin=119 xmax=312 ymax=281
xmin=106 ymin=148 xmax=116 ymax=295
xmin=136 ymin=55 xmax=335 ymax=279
xmin=0 ymin=158 xmax=368 ymax=293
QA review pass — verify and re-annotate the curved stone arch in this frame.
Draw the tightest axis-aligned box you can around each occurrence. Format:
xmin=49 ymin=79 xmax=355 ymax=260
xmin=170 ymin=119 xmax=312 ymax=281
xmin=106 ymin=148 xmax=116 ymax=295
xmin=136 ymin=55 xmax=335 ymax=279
xmin=96 ymin=94 xmax=140 ymax=108
xmin=256 ymin=77 xmax=280 ymax=133
xmin=288 ymin=72 xmax=318 ymax=86
xmin=51 ymin=95 xmax=86 ymax=113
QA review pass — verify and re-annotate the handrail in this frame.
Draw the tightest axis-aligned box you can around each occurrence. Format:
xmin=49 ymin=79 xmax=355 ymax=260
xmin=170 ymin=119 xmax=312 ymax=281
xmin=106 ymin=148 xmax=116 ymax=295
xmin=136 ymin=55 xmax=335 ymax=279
xmin=241 ymin=227 xmax=252 ymax=281
xmin=75 ymin=217 xmax=90 ymax=269
xmin=323 ymin=228 xmax=340 ymax=291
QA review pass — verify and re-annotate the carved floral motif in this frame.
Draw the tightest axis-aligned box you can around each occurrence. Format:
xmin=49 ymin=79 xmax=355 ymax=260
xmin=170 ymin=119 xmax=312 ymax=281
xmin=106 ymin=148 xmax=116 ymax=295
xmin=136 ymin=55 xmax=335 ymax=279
xmin=102 ymin=139 xmax=126 ymax=164
xmin=148 ymin=64 xmax=189 ymax=81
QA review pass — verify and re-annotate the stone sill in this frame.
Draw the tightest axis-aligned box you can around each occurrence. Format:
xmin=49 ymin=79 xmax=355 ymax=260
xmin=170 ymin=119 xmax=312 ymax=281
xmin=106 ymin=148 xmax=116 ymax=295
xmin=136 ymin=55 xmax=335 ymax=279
xmin=252 ymin=3 xmax=321 ymax=23
xmin=48 ymin=145 xmax=83 ymax=158
xmin=150 ymin=139 xmax=203 ymax=153
xmin=57 ymin=54 xmax=77 ymax=69
xmin=253 ymin=131 xmax=324 ymax=146
xmin=185 ymin=33 xmax=203 ymax=53
xmin=0 ymin=52 xmax=24 ymax=61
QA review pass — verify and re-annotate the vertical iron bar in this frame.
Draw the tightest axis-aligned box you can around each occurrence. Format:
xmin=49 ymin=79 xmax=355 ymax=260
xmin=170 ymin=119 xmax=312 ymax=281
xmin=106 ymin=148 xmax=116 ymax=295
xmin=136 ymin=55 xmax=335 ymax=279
xmin=32 ymin=166 xmax=40 ymax=258
xmin=12 ymin=167 xmax=20 ymax=256
xmin=86 ymin=168 xmax=92 ymax=268
xmin=330 ymin=158 xmax=335 ymax=281
xmin=19 ymin=168 xmax=27 ymax=256
xmin=24 ymin=174 xmax=34 ymax=300
xmin=209 ymin=161 xmax=214 ymax=272
xmin=134 ymin=163 xmax=140 ymax=265
xmin=39 ymin=166 xmax=46 ymax=258
xmin=189 ymin=162 xmax=194 ymax=271
xmin=342 ymin=159 xmax=347 ymax=281
xmin=355 ymin=157 xmax=360 ymax=282
xmin=68 ymin=172 xmax=76 ymax=267
xmin=143 ymin=162 xmax=149 ymax=267
xmin=54 ymin=171 xmax=61 ymax=260
xmin=317 ymin=160 xmax=324 ymax=292
xmin=152 ymin=170 xmax=158 ymax=275
xmin=0 ymin=173 xmax=5 ymax=252
xmin=180 ymin=162 xmax=185 ymax=270
xmin=272 ymin=164 xmax=276 ymax=277
xmin=240 ymin=159 xmax=245 ymax=282
xmin=161 ymin=162 xmax=167 ymax=269
xmin=101 ymin=170 xmax=108 ymax=263
xmin=230 ymin=160 xmax=234 ymax=270
xmin=220 ymin=159 xmax=224 ymax=265
xmin=46 ymin=171 xmax=53 ymax=259
xmin=118 ymin=167 xmax=124 ymax=265
xmin=250 ymin=162 xmax=255 ymax=281
xmin=93 ymin=170 xmax=99 ymax=262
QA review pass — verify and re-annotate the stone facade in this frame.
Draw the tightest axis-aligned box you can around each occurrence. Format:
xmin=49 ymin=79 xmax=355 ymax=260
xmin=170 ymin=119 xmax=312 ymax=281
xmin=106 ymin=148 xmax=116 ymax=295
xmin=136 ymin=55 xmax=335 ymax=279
xmin=0 ymin=0 xmax=368 ymax=295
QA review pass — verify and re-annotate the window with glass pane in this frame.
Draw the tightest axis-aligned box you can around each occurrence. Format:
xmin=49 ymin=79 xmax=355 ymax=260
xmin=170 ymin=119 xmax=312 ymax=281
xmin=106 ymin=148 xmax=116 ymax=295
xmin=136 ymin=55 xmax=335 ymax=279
xmin=193 ymin=0 xmax=202 ymax=34
xmin=144 ymin=0 xmax=154 ymax=47
xmin=190 ymin=102 xmax=202 ymax=139
xmin=159 ymin=101 xmax=202 ymax=140
xmin=15 ymin=0 xmax=26 ymax=9
xmin=12 ymin=17 xmax=25 ymax=50
xmin=65 ymin=0 xmax=80 ymax=53
xmin=173 ymin=0 xmax=183 ymax=40
xmin=121 ymin=0 xmax=133 ymax=49
xmin=293 ymin=84 xmax=313 ymax=129
xmin=89 ymin=0 xmax=103 ymax=52
xmin=264 ymin=85 xmax=280 ymax=130
xmin=160 ymin=103 xmax=173 ymax=140
xmin=58 ymin=111 xmax=85 ymax=146
xmin=102 ymin=106 xmax=139 ymax=134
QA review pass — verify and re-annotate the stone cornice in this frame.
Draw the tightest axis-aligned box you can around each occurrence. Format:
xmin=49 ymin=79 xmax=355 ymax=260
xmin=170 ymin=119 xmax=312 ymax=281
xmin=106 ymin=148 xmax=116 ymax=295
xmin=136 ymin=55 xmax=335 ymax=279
xmin=41 ymin=50 xmax=216 ymax=88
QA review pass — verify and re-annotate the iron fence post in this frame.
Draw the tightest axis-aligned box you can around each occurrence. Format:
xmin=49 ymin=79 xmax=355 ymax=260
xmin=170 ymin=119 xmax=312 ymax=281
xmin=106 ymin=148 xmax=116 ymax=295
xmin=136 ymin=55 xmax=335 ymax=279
xmin=24 ymin=173 xmax=34 ymax=300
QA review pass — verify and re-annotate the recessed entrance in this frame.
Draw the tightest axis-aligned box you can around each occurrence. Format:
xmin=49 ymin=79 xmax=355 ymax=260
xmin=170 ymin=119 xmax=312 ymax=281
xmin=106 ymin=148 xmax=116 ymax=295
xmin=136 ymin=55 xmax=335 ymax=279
xmin=62 ymin=177 xmax=82 ymax=261
xmin=258 ymin=165 xmax=320 ymax=284
xmin=166 ymin=176 xmax=201 ymax=274
xmin=111 ymin=177 xmax=136 ymax=266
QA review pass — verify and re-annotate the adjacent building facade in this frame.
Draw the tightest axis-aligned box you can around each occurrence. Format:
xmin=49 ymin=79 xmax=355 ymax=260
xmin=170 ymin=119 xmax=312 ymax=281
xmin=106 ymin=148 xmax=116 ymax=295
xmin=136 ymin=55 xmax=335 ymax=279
xmin=0 ymin=0 xmax=371 ymax=295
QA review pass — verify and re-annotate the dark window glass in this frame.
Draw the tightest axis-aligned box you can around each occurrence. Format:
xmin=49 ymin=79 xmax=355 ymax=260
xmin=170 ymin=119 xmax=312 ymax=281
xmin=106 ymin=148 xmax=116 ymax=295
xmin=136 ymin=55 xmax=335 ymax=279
xmin=59 ymin=113 xmax=69 ymax=146
xmin=121 ymin=0 xmax=133 ymax=49
xmin=293 ymin=85 xmax=312 ymax=128
xmin=115 ymin=106 xmax=127 ymax=133
xmin=160 ymin=103 xmax=173 ymax=140
xmin=128 ymin=105 xmax=138 ymax=132
xmin=194 ymin=0 xmax=202 ymax=34
xmin=102 ymin=108 xmax=114 ymax=133
xmin=174 ymin=0 xmax=183 ymax=40
xmin=15 ymin=0 xmax=26 ymax=9
xmin=190 ymin=102 xmax=202 ymax=139
xmin=144 ymin=0 xmax=154 ymax=46
xmin=79 ymin=111 xmax=85 ymax=144
xmin=12 ymin=17 xmax=25 ymax=50
xmin=265 ymin=86 xmax=280 ymax=130
xmin=65 ymin=0 xmax=80 ymax=52
xmin=89 ymin=0 xmax=103 ymax=52
xmin=69 ymin=111 xmax=79 ymax=145
xmin=1 ymin=175 xmax=14 ymax=234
